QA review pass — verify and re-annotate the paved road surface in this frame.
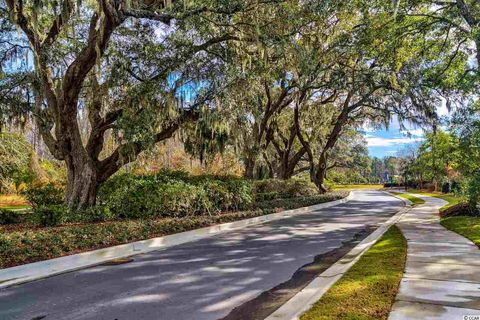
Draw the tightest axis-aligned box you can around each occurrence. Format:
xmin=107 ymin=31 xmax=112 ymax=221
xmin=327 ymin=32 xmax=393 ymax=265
xmin=0 ymin=190 xmax=403 ymax=320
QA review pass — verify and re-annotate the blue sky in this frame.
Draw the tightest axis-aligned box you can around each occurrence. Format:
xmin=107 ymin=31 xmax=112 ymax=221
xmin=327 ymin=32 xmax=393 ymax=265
xmin=365 ymin=104 xmax=450 ymax=158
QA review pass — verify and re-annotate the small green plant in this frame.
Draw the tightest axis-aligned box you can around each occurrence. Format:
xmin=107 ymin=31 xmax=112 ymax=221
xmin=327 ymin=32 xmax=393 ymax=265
xmin=24 ymin=183 xmax=65 ymax=207
xmin=32 ymin=205 xmax=69 ymax=227
xmin=254 ymin=178 xmax=318 ymax=201
xmin=0 ymin=208 xmax=21 ymax=225
xmin=78 ymin=206 xmax=116 ymax=223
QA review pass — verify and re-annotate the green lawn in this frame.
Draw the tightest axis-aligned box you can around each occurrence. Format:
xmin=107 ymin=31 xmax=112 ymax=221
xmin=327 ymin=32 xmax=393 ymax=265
xmin=0 ymin=205 xmax=31 ymax=211
xmin=441 ymin=216 xmax=480 ymax=248
xmin=0 ymin=194 xmax=31 ymax=210
xmin=389 ymin=192 xmax=425 ymax=206
xmin=407 ymin=189 xmax=463 ymax=212
xmin=333 ymin=184 xmax=383 ymax=191
xmin=300 ymin=225 xmax=407 ymax=320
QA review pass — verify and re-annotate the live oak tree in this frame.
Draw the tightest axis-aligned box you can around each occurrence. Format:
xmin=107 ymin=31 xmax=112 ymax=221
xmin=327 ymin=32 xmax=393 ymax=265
xmin=289 ymin=1 xmax=460 ymax=192
xmin=0 ymin=0 xmax=279 ymax=208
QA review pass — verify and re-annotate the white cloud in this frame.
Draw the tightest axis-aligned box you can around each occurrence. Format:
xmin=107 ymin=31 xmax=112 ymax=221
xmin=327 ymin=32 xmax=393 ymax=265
xmin=400 ymin=128 xmax=424 ymax=137
xmin=437 ymin=99 xmax=450 ymax=117
xmin=366 ymin=136 xmax=424 ymax=147
xmin=361 ymin=123 xmax=377 ymax=133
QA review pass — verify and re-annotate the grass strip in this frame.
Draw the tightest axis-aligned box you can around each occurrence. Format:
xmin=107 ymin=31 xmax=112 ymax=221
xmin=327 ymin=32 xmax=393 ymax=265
xmin=390 ymin=192 xmax=425 ymax=206
xmin=408 ymin=190 xmax=463 ymax=212
xmin=441 ymin=216 xmax=480 ymax=248
xmin=300 ymin=225 xmax=407 ymax=320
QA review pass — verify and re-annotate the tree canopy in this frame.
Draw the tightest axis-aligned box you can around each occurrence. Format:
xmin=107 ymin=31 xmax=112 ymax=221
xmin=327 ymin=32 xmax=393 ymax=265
xmin=0 ymin=0 xmax=474 ymax=208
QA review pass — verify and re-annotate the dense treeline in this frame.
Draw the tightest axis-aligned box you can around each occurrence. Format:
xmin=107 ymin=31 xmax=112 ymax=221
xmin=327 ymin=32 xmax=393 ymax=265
xmin=0 ymin=0 xmax=477 ymax=210
xmin=401 ymin=127 xmax=480 ymax=212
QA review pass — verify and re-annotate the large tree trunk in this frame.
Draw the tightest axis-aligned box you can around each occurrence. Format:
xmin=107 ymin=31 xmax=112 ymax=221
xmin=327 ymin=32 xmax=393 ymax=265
xmin=243 ymin=153 xmax=257 ymax=179
xmin=311 ymin=153 xmax=328 ymax=193
xmin=65 ymin=159 xmax=98 ymax=208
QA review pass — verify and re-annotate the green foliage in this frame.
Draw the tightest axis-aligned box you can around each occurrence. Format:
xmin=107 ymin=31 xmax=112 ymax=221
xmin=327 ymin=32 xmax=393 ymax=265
xmin=461 ymin=173 xmax=480 ymax=211
xmin=253 ymin=179 xmax=318 ymax=201
xmin=255 ymin=192 xmax=347 ymax=211
xmin=0 ymin=208 xmax=21 ymax=225
xmin=39 ymin=160 xmax=67 ymax=185
xmin=76 ymin=206 xmax=116 ymax=223
xmin=32 ymin=205 xmax=69 ymax=227
xmin=0 ymin=133 xmax=35 ymax=193
xmin=0 ymin=210 xmax=268 ymax=268
xmin=24 ymin=183 xmax=65 ymax=208
xmin=98 ymin=171 xmax=254 ymax=219
xmin=0 ymin=189 xmax=348 ymax=268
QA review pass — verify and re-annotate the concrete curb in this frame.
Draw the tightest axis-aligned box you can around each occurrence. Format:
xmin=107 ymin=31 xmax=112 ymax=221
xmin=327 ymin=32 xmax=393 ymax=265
xmin=0 ymin=192 xmax=353 ymax=289
xmin=266 ymin=192 xmax=410 ymax=320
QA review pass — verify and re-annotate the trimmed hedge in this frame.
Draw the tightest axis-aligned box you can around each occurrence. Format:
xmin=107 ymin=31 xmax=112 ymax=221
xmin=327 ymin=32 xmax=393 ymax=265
xmin=4 ymin=171 xmax=334 ymax=229
xmin=0 ymin=191 xmax=348 ymax=268
xmin=253 ymin=178 xmax=319 ymax=201
xmin=255 ymin=192 xmax=347 ymax=211
xmin=97 ymin=171 xmax=253 ymax=219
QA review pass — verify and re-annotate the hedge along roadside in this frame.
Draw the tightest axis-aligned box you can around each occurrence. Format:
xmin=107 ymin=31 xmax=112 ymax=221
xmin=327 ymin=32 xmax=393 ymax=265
xmin=0 ymin=192 xmax=353 ymax=289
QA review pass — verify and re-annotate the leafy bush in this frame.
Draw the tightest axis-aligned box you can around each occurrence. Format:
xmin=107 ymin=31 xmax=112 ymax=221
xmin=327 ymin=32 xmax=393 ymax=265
xmin=0 ymin=208 xmax=22 ymax=225
xmin=0 ymin=190 xmax=348 ymax=268
xmin=384 ymin=182 xmax=403 ymax=187
xmin=254 ymin=178 xmax=318 ymax=201
xmin=0 ymin=133 xmax=35 ymax=193
xmin=441 ymin=181 xmax=451 ymax=194
xmin=76 ymin=206 xmax=116 ymax=223
xmin=99 ymin=171 xmax=254 ymax=218
xmin=254 ymin=192 xmax=347 ymax=211
xmin=462 ymin=173 xmax=480 ymax=212
xmin=220 ymin=177 xmax=253 ymax=210
xmin=0 ymin=209 xmax=272 ymax=268
xmin=24 ymin=183 xmax=64 ymax=207
xmin=32 ymin=205 xmax=69 ymax=227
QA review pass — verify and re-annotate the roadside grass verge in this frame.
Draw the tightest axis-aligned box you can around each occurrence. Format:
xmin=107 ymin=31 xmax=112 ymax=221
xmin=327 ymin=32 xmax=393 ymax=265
xmin=333 ymin=184 xmax=383 ymax=191
xmin=441 ymin=216 xmax=480 ymax=248
xmin=0 ymin=192 xmax=347 ymax=269
xmin=389 ymin=192 xmax=425 ymax=206
xmin=300 ymin=225 xmax=407 ymax=320
xmin=408 ymin=190 xmax=463 ymax=212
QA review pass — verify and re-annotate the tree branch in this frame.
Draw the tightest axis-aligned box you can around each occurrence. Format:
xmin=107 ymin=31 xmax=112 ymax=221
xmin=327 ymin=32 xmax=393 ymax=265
xmin=42 ymin=0 xmax=75 ymax=47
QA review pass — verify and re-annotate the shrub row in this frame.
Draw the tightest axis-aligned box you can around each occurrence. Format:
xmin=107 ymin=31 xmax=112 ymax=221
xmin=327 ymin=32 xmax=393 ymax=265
xmin=0 ymin=191 xmax=348 ymax=268
xmin=255 ymin=192 xmax=347 ymax=211
xmin=8 ymin=171 xmax=326 ymax=226
xmin=97 ymin=172 xmax=254 ymax=219
xmin=253 ymin=178 xmax=319 ymax=201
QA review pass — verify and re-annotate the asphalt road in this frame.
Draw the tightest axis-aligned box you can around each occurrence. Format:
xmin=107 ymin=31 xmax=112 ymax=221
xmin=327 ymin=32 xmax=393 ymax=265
xmin=0 ymin=190 xmax=403 ymax=320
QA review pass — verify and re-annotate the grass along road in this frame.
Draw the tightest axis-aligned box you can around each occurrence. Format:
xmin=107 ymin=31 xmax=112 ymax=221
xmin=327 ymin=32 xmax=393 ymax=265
xmin=300 ymin=226 xmax=407 ymax=320
xmin=441 ymin=216 xmax=480 ymax=248
xmin=407 ymin=189 xmax=464 ymax=212
xmin=389 ymin=192 xmax=425 ymax=206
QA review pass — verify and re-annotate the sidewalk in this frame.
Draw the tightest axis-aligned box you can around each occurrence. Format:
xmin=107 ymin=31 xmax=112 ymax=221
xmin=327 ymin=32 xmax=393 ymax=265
xmin=389 ymin=193 xmax=480 ymax=320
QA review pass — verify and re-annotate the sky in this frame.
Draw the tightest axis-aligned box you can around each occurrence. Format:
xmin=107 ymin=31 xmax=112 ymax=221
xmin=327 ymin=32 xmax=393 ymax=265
xmin=365 ymin=103 xmax=450 ymax=158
